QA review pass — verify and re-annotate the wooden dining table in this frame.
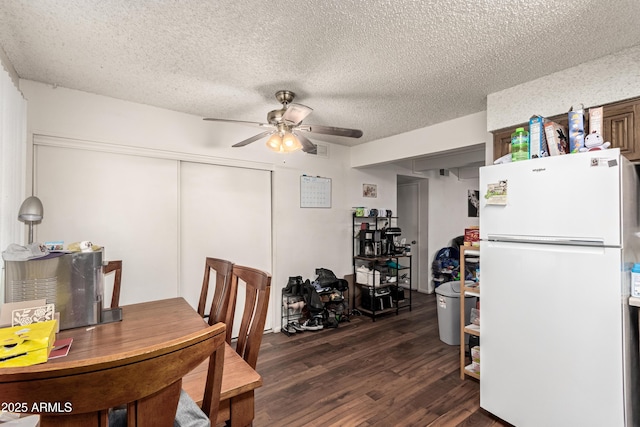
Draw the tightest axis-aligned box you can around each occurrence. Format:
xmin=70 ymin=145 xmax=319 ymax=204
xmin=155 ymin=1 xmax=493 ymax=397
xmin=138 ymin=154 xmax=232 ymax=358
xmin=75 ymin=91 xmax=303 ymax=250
xmin=0 ymin=297 xmax=262 ymax=426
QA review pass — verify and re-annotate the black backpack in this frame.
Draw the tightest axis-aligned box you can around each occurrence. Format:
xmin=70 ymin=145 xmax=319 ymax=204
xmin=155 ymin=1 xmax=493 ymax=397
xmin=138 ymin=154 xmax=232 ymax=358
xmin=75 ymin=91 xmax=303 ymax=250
xmin=315 ymin=268 xmax=338 ymax=288
xmin=301 ymin=279 xmax=324 ymax=316
xmin=315 ymin=268 xmax=348 ymax=291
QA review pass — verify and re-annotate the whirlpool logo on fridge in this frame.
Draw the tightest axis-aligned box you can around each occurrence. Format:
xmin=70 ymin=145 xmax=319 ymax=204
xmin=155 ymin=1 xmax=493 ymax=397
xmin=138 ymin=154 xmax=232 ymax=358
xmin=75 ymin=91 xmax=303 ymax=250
xmin=531 ymin=168 xmax=546 ymax=173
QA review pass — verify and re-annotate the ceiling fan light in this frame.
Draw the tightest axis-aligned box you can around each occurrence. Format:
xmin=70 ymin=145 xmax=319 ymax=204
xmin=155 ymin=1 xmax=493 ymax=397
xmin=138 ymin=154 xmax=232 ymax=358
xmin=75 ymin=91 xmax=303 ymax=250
xmin=266 ymin=134 xmax=283 ymax=152
xmin=282 ymin=132 xmax=302 ymax=152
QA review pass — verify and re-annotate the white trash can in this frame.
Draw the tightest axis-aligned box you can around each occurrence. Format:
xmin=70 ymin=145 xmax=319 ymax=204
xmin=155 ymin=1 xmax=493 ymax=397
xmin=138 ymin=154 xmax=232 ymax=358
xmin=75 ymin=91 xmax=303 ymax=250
xmin=435 ymin=281 xmax=476 ymax=345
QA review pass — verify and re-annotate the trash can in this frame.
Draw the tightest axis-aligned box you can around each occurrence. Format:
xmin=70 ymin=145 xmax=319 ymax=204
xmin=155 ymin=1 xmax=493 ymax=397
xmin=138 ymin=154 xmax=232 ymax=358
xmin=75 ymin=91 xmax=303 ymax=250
xmin=434 ymin=281 xmax=476 ymax=345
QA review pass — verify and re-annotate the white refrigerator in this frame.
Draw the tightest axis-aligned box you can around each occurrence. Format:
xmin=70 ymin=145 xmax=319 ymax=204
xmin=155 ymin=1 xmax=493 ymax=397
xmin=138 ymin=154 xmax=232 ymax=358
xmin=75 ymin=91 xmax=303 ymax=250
xmin=479 ymin=148 xmax=640 ymax=427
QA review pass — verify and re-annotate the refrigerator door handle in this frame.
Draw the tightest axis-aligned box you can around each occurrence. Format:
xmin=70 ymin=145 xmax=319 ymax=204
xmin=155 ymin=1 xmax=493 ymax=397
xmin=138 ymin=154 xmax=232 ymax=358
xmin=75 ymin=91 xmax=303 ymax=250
xmin=486 ymin=234 xmax=605 ymax=246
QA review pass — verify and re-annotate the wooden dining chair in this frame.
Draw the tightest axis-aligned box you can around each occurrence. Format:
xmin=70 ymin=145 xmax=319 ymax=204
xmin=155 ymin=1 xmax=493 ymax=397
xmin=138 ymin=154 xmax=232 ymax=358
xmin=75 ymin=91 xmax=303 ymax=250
xmin=227 ymin=264 xmax=272 ymax=370
xmin=2 ymin=322 xmax=226 ymax=427
xmin=197 ymin=258 xmax=235 ymax=344
xmin=182 ymin=265 xmax=271 ymax=424
xmin=103 ymin=260 xmax=123 ymax=308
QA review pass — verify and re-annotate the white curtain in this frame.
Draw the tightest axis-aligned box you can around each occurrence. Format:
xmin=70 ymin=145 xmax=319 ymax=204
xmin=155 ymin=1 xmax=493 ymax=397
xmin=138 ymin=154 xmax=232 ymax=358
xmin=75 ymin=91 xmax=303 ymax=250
xmin=0 ymin=63 xmax=27 ymax=302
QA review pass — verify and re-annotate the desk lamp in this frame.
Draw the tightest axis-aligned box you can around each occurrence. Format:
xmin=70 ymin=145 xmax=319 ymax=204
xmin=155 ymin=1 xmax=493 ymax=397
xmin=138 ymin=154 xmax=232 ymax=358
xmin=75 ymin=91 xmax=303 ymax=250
xmin=18 ymin=196 xmax=44 ymax=244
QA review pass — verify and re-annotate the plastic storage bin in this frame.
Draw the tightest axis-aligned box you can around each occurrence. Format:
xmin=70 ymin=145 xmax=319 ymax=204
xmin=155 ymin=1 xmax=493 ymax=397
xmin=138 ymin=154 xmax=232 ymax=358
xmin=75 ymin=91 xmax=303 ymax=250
xmin=434 ymin=281 xmax=476 ymax=345
xmin=356 ymin=266 xmax=382 ymax=287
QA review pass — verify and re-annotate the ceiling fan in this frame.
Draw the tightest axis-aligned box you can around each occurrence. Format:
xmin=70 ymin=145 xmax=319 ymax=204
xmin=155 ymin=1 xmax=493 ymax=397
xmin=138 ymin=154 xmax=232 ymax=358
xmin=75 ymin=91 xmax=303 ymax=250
xmin=203 ymin=90 xmax=363 ymax=154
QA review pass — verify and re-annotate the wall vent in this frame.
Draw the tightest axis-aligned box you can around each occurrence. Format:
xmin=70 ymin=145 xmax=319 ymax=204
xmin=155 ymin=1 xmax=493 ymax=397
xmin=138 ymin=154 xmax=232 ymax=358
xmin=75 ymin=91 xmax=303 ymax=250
xmin=309 ymin=143 xmax=329 ymax=158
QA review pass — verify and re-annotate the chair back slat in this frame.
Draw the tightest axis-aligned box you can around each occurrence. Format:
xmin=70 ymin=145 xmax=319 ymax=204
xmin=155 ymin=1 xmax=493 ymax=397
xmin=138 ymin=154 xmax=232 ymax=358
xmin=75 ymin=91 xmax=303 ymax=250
xmin=103 ymin=260 xmax=123 ymax=309
xmin=231 ymin=265 xmax=271 ymax=370
xmin=198 ymin=258 xmax=234 ymax=343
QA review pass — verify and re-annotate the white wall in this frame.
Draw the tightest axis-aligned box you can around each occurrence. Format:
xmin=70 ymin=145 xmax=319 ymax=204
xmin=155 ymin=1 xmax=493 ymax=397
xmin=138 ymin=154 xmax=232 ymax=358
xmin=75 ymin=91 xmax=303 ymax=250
xmin=18 ymin=80 xmax=399 ymax=331
xmin=426 ymin=170 xmax=479 ymax=293
xmin=0 ymin=57 xmax=27 ymax=305
xmin=349 ymin=111 xmax=490 ymax=294
xmin=351 ymin=111 xmax=490 ymax=167
xmin=487 ymin=45 xmax=640 ymax=132
xmin=0 ymin=46 xmax=19 ymax=87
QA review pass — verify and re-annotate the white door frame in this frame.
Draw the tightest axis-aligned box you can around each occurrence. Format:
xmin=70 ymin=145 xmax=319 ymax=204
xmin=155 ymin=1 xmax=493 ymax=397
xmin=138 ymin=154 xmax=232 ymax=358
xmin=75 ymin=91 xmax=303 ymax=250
xmin=397 ymin=176 xmax=429 ymax=293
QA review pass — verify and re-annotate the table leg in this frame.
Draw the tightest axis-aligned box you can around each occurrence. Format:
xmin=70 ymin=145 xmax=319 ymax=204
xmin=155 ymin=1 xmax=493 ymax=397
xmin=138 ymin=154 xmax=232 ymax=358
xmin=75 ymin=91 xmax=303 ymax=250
xmin=229 ymin=390 xmax=254 ymax=427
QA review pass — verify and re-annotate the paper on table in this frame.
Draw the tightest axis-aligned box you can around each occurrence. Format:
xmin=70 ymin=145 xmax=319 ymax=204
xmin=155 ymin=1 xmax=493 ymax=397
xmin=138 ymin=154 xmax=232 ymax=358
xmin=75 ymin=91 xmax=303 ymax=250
xmin=49 ymin=338 xmax=73 ymax=359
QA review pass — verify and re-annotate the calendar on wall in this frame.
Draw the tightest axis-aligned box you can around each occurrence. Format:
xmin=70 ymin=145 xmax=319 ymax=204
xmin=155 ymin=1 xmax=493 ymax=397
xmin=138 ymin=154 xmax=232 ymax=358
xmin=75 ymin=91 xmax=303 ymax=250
xmin=300 ymin=175 xmax=331 ymax=208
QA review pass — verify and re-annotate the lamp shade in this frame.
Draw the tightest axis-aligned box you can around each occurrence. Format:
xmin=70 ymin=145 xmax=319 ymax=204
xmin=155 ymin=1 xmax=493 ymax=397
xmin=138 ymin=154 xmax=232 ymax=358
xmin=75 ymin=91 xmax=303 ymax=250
xmin=18 ymin=196 xmax=44 ymax=222
xmin=282 ymin=132 xmax=302 ymax=152
xmin=267 ymin=132 xmax=303 ymax=153
xmin=266 ymin=133 xmax=283 ymax=152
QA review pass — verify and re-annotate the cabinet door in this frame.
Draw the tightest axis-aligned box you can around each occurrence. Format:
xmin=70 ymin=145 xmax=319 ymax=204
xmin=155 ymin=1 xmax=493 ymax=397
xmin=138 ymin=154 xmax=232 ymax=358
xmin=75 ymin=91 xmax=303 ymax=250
xmin=492 ymin=128 xmax=512 ymax=161
xmin=602 ymin=98 xmax=640 ymax=161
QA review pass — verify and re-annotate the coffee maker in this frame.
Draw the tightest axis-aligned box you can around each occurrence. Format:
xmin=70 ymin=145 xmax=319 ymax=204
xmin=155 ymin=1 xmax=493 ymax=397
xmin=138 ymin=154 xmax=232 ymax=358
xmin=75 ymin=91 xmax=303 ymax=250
xmin=383 ymin=227 xmax=403 ymax=254
xmin=372 ymin=230 xmax=383 ymax=256
xmin=359 ymin=226 xmax=374 ymax=256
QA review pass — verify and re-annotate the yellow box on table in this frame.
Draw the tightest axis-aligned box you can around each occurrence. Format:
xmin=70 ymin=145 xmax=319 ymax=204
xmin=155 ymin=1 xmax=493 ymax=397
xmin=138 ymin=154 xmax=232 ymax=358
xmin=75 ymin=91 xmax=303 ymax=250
xmin=0 ymin=319 xmax=57 ymax=368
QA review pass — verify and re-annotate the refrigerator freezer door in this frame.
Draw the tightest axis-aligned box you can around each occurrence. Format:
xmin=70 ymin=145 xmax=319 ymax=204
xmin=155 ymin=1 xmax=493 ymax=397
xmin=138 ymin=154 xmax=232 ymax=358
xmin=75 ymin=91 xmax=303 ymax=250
xmin=479 ymin=149 xmax=622 ymax=246
xmin=480 ymin=241 xmax=627 ymax=427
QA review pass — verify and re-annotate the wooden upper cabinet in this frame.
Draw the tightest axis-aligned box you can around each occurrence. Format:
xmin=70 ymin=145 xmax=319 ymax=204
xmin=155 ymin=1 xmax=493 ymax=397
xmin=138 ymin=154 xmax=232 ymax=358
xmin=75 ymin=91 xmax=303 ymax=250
xmin=492 ymin=127 xmax=515 ymax=161
xmin=602 ymin=98 xmax=639 ymax=161
xmin=492 ymin=96 xmax=640 ymax=162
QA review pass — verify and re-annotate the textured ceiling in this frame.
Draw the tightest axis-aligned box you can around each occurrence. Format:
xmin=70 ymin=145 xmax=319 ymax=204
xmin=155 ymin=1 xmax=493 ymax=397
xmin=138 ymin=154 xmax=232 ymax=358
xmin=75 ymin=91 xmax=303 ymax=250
xmin=1 ymin=0 xmax=640 ymax=150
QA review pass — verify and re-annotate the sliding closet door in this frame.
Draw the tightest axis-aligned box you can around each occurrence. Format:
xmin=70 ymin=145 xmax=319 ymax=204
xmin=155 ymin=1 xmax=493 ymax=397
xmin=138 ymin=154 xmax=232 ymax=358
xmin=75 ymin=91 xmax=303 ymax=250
xmin=35 ymin=144 xmax=179 ymax=304
xmin=180 ymin=161 xmax=272 ymax=334
xmin=34 ymin=140 xmax=272 ymax=331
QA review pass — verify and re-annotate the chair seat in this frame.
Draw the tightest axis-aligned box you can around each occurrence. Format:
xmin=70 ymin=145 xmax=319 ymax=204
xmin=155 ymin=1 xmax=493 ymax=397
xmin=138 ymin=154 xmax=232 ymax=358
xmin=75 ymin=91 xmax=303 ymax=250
xmin=182 ymin=344 xmax=262 ymax=423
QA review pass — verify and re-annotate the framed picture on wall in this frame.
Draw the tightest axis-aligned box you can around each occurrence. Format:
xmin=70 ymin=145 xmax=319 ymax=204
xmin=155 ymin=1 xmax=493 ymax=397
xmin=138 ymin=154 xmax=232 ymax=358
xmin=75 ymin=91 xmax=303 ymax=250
xmin=363 ymin=184 xmax=377 ymax=198
xmin=468 ymin=189 xmax=480 ymax=217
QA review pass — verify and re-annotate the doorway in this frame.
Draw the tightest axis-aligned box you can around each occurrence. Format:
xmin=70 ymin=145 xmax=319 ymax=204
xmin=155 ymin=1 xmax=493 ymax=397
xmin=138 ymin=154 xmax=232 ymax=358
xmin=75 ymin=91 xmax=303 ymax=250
xmin=397 ymin=175 xmax=428 ymax=293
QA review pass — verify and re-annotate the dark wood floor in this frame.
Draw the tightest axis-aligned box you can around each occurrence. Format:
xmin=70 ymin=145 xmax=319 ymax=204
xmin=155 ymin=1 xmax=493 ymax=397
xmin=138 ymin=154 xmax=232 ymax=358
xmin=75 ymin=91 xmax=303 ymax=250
xmin=253 ymin=291 xmax=510 ymax=427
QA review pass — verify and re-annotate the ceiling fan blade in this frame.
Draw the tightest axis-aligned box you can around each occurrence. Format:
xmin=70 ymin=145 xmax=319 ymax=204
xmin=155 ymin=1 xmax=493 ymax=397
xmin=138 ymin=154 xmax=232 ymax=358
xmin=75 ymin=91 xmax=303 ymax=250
xmin=281 ymin=103 xmax=313 ymax=126
xmin=204 ymin=117 xmax=272 ymax=128
xmin=293 ymin=132 xmax=317 ymax=154
xmin=232 ymin=131 xmax=274 ymax=147
xmin=298 ymin=124 xmax=363 ymax=138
